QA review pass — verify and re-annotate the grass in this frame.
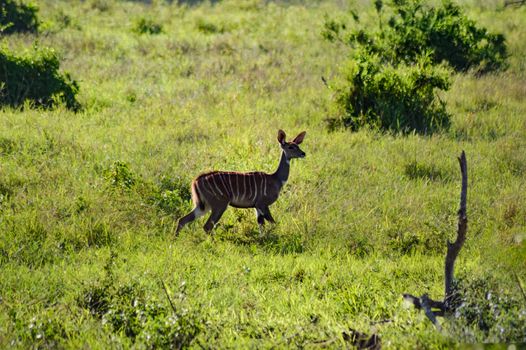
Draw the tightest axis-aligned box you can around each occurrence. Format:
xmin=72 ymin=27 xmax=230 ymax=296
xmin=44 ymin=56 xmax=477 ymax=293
xmin=0 ymin=0 xmax=525 ymax=347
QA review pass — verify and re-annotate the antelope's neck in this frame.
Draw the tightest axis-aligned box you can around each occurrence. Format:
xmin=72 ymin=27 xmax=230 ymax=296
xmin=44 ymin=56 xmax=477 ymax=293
xmin=272 ymin=151 xmax=290 ymax=188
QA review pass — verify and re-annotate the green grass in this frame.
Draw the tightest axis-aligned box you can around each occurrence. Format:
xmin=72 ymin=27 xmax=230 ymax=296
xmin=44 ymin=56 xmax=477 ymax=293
xmin=1 ymin=0 xmax=525 ymax=348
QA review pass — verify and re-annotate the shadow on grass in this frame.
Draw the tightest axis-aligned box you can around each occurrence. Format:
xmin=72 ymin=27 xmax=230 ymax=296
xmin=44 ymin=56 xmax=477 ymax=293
xmin=215 ymin=225 xmax=305 ymax=254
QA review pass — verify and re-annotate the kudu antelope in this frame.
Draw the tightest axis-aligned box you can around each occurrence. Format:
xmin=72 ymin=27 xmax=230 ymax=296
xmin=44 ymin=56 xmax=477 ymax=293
xmin=175 ymin=130 xmax=306 ymax=236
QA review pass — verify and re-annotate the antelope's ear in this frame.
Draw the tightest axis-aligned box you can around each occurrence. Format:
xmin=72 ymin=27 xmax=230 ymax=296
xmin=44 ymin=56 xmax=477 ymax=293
xmin=277 ymin=129 xmax=286 ymax=145
xmin=292 ymin=131 xmax=306 ymax=144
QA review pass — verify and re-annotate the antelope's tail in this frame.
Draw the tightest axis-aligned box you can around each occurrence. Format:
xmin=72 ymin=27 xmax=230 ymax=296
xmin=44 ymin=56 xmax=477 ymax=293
xmin=191 ymin=180 xmax=206 ymax=211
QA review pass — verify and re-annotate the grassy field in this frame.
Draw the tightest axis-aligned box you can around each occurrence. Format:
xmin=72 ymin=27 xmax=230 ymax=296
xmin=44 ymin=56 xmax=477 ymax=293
xmin=1 ymin=0 xmax=525 ymax=348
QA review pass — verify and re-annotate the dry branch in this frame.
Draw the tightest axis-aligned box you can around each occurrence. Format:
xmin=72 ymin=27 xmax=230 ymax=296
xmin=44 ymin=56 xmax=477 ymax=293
xmin=445 ymin=151 xmax=468 ymax=305
xmin=403 ymin=151 xmax=468 ymax=328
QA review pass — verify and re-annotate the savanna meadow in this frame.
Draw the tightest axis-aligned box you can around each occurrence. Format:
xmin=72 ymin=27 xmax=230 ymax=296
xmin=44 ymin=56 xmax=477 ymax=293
xmin=1 ymin=0 xmax=526 ymax=348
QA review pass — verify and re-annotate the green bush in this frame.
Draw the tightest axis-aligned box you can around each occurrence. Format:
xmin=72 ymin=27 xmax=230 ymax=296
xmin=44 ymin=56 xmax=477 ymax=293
xmin=383 ymin=0 xmax=508 ymax=73
xmin=330 ymin=51 xmax=451 ymax=134
xmin=0 ymin=46 xmax=80 ymax=110
xmin=0 ymin=0 xmax=39 ymax=34
xmin=323 ymin=1 xmax=508 ymax=133
xmin=326 ymin=0 xmax=508 ymax=74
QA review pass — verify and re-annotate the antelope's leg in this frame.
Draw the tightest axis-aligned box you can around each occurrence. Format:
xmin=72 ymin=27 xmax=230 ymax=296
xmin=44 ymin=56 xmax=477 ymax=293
xmin=176 ymin=207 xmax=207 ymax=235
xmin=203 ymin=204 xmax=228 ymax=234
xmin=255 ymin=208 xmax=265 ymax=237
xmin=260 ymin=206 xmax=276 ymax=224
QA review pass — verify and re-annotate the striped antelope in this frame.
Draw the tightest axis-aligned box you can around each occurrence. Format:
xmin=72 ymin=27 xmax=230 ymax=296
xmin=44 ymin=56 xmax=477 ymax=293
xmin=176 ymin=130 xmax=306 ymax=236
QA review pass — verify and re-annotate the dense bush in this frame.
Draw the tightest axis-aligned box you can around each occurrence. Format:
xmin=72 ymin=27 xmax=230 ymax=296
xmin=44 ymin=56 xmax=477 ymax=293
xmin=0 ymin=0 xmax=39 ymax=34
xmin=382 ymin=0 xmax=508 ymax=73
xmin=0 ymin=46 xmax=80 ymax=110
xmin=325 ymin=0 xmax=508 ymax=74
xmin=329 ymin=51 xmax=451 ymax=133
xmin=324 ymin=0 xmax=508 ymax=133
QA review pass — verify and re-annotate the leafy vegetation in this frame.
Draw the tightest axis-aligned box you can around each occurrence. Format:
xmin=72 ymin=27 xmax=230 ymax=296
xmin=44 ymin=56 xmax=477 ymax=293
xmin=324 ymin=0 xmax=508 ymax=133
xmin=0 ymin=45 xmax=80 ymax=110
xmin=0 ymin=0 xmax=39 ymax=34
xmin=0 ymin=0 xmax=524 ymax=348
xmin=330 ymin=51 xmax=451 ymax=133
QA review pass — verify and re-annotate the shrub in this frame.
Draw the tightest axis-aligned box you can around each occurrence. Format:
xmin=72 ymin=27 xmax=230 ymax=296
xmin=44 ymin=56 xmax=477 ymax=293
xmin=326 ymin=0 xmax=508 ymax=74
xmin=324 ymin=1 xmax=508 ymax=133
xmin=0 ymin=46 xmax=80 ymax=110
xmin=330 ymin=51 xmax=451 ymax=134
xmin=133 ymin=17 xmax=163 ymax=35
xmin=383 ymin=0 xmax=508 ymax=73
xmin=0 ymin=0 xmax=39 ymax=34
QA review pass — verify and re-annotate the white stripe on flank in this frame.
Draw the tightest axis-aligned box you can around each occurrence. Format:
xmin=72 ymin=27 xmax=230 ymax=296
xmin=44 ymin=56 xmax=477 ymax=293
xmin=212 ymin=176 xmax=225 ymax=197
xmin=259 ymin=173 xmax=264 ymax=200
xmin=235 ymin=175 xmax=239 ymax=202
xmin=243 ymin=174 xmax=248 ymax=200
xmin=219 ymin=174 xmax=230 ymax=198
xmin=252 ymin=175 xmax=258 ymax=203
xmin=247 ymin=174 xmax=253 ymax=202
xmin=204 ymin=178 xmax=219 ymax=198
xmin=228 ymin=174 xmax=235 ymax=201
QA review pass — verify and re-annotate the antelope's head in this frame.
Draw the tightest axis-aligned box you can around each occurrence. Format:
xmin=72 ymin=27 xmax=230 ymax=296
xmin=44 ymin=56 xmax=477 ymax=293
xmin=277 ymin=129 xmax=306 ymax=160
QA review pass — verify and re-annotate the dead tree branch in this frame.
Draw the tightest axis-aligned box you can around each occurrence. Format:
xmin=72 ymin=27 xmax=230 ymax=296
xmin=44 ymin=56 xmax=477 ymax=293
xmin=445 ymin=151 xmax=468 ymax=305
xmin=403 ymin=151 xmax=468 ymax=329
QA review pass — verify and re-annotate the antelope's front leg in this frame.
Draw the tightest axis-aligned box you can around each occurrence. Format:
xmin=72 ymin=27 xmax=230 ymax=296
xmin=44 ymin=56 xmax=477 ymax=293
xmin=255 ymin=208 xmax=266 ymax=237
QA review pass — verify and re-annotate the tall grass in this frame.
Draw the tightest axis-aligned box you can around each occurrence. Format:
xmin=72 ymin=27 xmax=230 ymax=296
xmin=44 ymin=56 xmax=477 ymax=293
xmin=0 ymin=0 xmax=525 ymax=347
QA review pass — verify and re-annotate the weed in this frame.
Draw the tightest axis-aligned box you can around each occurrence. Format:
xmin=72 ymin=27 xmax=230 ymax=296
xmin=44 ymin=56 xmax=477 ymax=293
xmin=133 ymin=17 xmax=163 ymax=35
xmin=196 ymin=18 xmax=226 ymax=34
xmin=105 ymin=161 xmax=136 ymax=190
xmin=0 ymin=136 xmax=16 ymax=155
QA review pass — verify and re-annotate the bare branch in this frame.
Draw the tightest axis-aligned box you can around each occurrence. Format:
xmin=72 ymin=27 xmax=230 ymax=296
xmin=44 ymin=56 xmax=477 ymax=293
xmin=445 ymin=151 xmax=468 ymax=303
xmin=403 ymin=151 xmax=469 ymax=328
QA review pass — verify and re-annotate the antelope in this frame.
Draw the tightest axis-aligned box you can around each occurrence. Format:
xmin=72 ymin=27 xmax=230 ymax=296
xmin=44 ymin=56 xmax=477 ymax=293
xmin=175 ymin=129 xmax=306 ymax=236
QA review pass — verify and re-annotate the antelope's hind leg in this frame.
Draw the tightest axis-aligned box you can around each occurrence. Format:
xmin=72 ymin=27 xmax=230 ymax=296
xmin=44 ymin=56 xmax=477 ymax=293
xmin=176 ymin=207 xmax=207 ymax=236
xmin=203 ymin=204 xmax=228 ymax=234
xmin=260 ymin=206 xmax=276 ymax=224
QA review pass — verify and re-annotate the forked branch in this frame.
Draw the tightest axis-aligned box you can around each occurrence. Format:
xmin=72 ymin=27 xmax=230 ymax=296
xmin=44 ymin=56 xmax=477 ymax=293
xmin=403 ymin=151 xmax=468 ymax=329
